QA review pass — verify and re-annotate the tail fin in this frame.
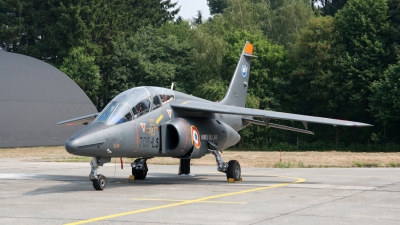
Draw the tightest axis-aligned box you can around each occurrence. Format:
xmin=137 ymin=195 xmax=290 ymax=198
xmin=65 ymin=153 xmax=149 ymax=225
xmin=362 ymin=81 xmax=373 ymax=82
xmin=220 ymin=41 xmax=256 ymax=107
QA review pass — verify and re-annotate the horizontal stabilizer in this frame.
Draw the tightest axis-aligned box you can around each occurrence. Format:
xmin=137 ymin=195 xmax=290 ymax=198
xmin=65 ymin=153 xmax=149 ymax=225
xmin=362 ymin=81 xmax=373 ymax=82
xmin=57 ymin=113 xmax=99 ymax=126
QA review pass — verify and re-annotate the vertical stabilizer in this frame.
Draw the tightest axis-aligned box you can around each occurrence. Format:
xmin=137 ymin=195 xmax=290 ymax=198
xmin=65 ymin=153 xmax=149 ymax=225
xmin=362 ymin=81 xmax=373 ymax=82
xmin=220 ymin=42 xmax=256 ymax=107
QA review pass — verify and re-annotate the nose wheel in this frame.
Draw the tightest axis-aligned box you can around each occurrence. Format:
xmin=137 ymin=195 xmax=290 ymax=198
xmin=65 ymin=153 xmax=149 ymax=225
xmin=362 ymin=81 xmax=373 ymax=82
xmin=92 ymin=174 xmax=107 ymax=190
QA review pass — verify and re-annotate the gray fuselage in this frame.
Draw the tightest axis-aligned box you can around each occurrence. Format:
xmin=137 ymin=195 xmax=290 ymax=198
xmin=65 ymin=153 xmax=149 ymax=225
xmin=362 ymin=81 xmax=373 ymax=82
xmin=65 ymin=86 xmax=249 ymax=159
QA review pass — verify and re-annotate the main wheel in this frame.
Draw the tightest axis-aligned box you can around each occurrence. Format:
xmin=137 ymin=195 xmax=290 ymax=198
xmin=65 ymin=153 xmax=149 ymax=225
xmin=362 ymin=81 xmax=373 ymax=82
xmin=226 ymin=160 xmax=241 ymax=181
xmin=132 ymin=161 xmax=148 ymax=180
xmin=92 ymin=174 xmax=107 ymax=190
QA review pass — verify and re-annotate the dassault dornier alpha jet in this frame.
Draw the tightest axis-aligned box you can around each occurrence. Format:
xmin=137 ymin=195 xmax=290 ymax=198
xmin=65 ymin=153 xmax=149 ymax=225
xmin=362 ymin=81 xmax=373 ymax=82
xmin=58 ymin=42 xmax=371 ymax=190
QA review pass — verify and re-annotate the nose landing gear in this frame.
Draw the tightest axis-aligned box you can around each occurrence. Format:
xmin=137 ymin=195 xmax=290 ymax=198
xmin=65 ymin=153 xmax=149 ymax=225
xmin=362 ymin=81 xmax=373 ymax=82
xmin=88 ymin=157 xmax=150 ymax=190
xmin=89 ymin=157 xmax=109 ymax=190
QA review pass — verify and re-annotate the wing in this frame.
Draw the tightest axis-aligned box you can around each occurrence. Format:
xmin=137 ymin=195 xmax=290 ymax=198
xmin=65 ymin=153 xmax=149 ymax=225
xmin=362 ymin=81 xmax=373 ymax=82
xmin=169 ymin=100 xmax=371 ymax=127
xmin=57 ymin=113 xmax=99 ymax=126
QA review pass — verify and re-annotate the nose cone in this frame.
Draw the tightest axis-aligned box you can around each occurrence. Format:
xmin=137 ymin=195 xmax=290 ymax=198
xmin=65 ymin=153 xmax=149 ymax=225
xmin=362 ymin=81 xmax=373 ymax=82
xmin=64 ymin=122 xmax=108 ymax=155
xmin=65 ymin=138 xmax=79 ymax=154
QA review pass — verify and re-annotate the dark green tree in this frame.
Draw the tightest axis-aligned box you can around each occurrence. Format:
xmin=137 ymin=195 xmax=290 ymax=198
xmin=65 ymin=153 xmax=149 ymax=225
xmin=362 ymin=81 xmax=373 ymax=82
xmin=207 ymin=0 xmax=228 ymax=15
xmin=60 ymin=47 xmax=101 ymax=104
xmin=370 ymin=60 xmax=400 ymax=125
xmin=334 ymin=0 xmax=390 ymax=121
xmin=312 ymin=0 xmax=347 ymax=16
xmin=318 ymin=0 xmax=390 ymax=144
xmin=193 ymin=10 xmax=203 ymax=24
xmin=290 ymin=16 xmax=348 ymax=144
xmin=263 ymin=0 xmax=314 ymax=48
xmin=291 ymin=17 xmax=344 ymax=117
xmin=369 ymin=60 xmax=400 ymax=142
xmin=388 ymin=0 xmax=400 ymax=62
xmin=202 ymin=0 xmax=314 ymax=49
xmin=175 ymin=16 xmax=183 ymax=24
xmin=109 ymin=23 xmax=196 ymax=100
xmin=0 ymin=0 xmax=180 ymax=109
xmin=0 ymin=0 xmax=60 ymax=59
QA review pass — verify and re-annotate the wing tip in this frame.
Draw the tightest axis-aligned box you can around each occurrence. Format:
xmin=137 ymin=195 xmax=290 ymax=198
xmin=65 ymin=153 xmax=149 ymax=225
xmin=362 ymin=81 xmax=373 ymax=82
xmin=352 ymin=123 xmax=373 ymax=127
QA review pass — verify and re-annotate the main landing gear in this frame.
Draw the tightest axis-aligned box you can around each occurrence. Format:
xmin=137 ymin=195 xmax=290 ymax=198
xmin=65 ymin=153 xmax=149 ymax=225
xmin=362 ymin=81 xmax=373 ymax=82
xmin=131 ymin=158 xmax=149 ymax=180
xmin=89 ymin=157 xmax=107 ymax=190
xmin=208 ymin=142 xmax=241 ymax=182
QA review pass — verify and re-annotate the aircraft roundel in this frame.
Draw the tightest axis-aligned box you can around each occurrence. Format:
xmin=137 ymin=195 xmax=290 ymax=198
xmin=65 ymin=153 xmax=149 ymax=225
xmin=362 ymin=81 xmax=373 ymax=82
xmin=191 ymin=125 xmax=201 ymax=149
xmin=242 ymin=65 xmax=248 ymax=77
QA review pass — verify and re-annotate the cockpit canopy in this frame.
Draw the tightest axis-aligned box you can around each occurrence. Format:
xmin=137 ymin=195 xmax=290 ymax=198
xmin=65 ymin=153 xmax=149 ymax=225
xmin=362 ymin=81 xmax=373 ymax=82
xmin=94 ymin=87 xmax=174 ymax=125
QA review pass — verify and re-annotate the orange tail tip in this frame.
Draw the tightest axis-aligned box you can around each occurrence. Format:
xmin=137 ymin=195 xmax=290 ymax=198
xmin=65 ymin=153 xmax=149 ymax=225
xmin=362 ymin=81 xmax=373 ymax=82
xmin=244 ymin=42 xmax=253 ymax=55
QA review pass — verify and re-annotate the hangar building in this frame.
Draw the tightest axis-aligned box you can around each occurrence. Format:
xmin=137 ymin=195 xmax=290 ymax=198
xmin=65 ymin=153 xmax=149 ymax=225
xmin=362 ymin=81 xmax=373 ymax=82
xmin=0 ymin=51 xmax=98 ymax=148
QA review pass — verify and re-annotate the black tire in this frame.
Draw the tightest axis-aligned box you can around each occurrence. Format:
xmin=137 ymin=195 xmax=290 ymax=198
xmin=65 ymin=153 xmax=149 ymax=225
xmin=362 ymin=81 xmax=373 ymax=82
xmin=92 ymin=174 xmax=107 ymax=190
xmin=132 ymin=161 xmax=148 ymax=180
xmin=226 ymin=160 xmax=241 ymax=181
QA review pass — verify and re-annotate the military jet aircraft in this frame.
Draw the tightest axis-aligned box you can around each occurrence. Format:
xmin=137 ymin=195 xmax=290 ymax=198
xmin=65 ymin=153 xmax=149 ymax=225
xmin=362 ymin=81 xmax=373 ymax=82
xmin=58 ymin=42 xmax=371 ymax=190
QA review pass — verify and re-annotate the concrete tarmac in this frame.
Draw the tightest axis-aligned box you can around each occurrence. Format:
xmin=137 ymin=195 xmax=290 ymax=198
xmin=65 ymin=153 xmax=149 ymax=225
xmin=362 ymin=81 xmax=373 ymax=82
xmin=0 ymin=158 xmax=399 ymax=225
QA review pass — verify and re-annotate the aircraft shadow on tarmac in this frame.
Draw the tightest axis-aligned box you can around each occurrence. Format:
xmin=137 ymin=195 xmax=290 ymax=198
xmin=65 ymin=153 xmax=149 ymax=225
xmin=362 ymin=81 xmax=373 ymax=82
xmin=22 ymin=173 xmax=310 ymax=196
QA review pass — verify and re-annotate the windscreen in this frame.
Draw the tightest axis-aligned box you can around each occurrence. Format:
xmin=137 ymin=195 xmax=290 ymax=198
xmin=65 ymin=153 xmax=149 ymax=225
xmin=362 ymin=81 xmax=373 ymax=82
xmin=94 ymin=87 xmax=153 ymax=125
xmin=95 ymin=102 xmax=132 ymax=125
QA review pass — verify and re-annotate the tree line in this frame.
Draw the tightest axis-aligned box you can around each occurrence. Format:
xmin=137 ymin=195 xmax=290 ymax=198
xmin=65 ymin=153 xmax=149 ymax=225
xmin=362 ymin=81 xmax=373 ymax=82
xmin=1 ymin=0 xmax=399 ymax=150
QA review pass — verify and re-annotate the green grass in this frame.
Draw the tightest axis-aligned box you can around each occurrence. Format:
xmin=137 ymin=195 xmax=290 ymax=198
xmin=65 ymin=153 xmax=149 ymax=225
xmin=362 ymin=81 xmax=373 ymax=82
xmin=41 ymin=156 xmax=141 ymax=163
xmin=56 ymin=156 xmax=92 ymax=162
xmin=273 ymin=161 xmax=293 ymax=168
xmin=353 ymin=162 xmax=380 ymax=167
xmin=273 ymin=161 xmax=389 ymax=168
xmin=297 ymin=161 xmax=305 ymax=168
xmin=273 ymin=161 xmax=308 ymax=168
xmin=388 ymin=162 xmax=400 ymax=167
xmin=233 ymin=142 xmax=400 ymax=152
xmin=41 ymin=156 xmax=92 ymax=162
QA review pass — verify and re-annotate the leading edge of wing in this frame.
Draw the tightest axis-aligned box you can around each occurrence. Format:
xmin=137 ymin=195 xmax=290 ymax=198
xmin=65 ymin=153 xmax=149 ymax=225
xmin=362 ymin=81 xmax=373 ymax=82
xmin=170 ymin=100 xmax=372 ymax=127
xmin=57 ymin=113 xmax=99 ymax=126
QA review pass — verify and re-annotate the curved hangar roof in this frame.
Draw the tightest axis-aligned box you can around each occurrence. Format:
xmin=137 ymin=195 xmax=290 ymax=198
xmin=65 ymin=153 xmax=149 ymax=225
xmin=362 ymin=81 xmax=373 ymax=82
xmin=0 ymin=51 xmax=97 ymax=148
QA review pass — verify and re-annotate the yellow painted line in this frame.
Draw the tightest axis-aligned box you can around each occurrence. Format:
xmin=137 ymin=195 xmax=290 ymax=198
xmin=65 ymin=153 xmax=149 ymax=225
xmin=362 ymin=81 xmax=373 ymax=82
xmin=64 ymin=175 xmax=305 ymax=225
xmin=156 ymin=114 xmax=163 ymax=124
xmin=316 ymin=174 xmax=400 ymax=178
xmin=258 ymin=173 xmax=400 ymax=179
xmin=131 ymin=198 xmax=246 ymax=204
